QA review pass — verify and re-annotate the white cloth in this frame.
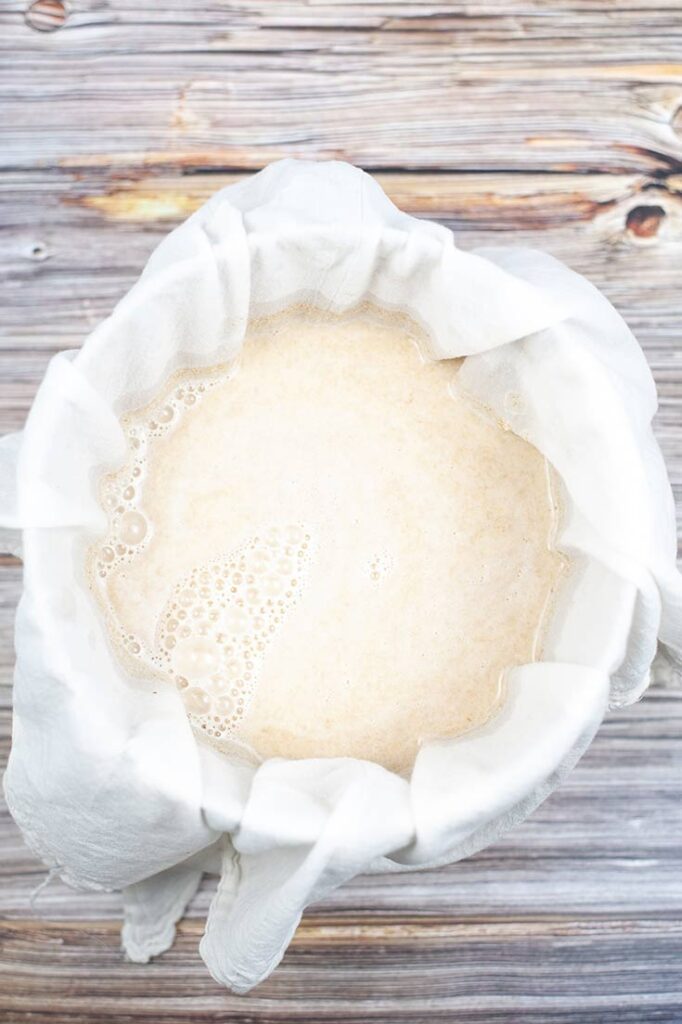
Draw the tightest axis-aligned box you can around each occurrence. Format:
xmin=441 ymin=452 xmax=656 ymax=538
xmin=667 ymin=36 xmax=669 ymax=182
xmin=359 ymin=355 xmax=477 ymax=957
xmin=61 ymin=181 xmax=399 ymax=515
xmin=1 ymin=159 xmax=679 ymax=991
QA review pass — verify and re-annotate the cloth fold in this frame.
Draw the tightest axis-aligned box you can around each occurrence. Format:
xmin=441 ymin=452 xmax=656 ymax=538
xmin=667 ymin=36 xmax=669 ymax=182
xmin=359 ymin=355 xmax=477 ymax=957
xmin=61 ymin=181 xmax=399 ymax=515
xmin=123 ymin=855 xmax=206 ymax=963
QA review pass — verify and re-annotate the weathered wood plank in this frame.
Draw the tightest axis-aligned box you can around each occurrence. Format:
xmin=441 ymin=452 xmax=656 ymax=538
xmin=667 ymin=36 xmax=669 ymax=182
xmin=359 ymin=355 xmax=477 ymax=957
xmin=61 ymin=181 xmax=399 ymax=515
xmin=2 ymin=915 xmax=682 ymax=1024
xmin=1 ymin=2 xmax=682 ymax=173
xmin=1 ymin=170 xmax=681 ymax=349
xmin=3 ymin=775 xmax=682 ymax=918
xmin=3 ymin=171 xmax=681 ymax=339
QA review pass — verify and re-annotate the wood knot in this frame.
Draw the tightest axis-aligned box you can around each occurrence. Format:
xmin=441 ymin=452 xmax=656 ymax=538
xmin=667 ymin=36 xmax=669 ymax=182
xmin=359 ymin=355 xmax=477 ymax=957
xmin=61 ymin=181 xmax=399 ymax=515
xmin=625 ymin=204 xmax=666 ymax=239
xmin=28 ymin=242 xmax=49 ymax=262
xmin=25 ymin=0 xmax=68 ymax=32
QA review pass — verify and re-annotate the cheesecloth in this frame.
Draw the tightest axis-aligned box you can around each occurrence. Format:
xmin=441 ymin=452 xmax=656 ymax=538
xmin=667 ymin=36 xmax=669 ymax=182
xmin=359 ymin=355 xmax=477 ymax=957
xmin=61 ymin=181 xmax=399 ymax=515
xmin=1 ymin=160 xmax=680 ymax=992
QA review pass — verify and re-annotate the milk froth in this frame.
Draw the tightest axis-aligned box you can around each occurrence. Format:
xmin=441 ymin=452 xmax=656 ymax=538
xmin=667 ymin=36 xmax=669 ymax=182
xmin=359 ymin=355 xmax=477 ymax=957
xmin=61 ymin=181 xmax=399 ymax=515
xmin=88 ymin=305 xmax=567 ymax=774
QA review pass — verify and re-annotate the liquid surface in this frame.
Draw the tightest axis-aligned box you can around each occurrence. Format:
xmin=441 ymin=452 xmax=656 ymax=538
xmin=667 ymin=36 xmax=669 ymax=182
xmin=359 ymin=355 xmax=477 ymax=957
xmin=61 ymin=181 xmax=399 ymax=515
xmin=88 ymin=306 xmax=566 ymax=774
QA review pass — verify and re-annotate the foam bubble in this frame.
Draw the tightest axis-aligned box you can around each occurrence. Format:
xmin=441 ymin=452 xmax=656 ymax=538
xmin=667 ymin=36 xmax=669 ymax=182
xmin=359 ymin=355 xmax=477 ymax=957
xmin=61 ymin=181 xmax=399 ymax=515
xmin=146 ymin=524 xmax=313 ymax=742
xmin=118 ymin=510 xmax=147 ymax=545
xmin=367 ymin=551 xmax=393 ymax=582
xmin=183 ymin=686 xmax=211 ymax=715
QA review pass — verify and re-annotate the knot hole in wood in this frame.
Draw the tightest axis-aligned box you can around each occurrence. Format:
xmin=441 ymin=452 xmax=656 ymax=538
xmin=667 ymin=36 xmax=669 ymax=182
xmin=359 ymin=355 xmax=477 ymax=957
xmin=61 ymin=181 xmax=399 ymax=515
xmin=29 ymin=242 xmax=49 ymax=261
xmin=625 ymin=205 xmax=666 ymax=239
xmin=25 ymin=0 xmax=68 ymax=32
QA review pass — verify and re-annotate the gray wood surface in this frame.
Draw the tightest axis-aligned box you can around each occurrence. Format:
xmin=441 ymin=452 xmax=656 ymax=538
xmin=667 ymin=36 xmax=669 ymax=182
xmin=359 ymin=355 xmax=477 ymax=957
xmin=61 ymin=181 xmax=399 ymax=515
xmin=1 ymin=2 xmax=682 ymax=1021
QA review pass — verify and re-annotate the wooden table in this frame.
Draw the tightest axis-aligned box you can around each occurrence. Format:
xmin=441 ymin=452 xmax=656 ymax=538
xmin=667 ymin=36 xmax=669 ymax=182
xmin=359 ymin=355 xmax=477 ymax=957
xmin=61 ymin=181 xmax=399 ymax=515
xmin=1 ymin=3 xmax=682 ymax=1021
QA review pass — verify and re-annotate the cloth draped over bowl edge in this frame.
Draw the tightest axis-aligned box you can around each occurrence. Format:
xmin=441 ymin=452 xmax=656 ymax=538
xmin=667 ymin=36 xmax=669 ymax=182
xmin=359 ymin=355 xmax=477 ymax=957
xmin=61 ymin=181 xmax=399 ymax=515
xmin=0 ymin=159 xmax=680 ymax=992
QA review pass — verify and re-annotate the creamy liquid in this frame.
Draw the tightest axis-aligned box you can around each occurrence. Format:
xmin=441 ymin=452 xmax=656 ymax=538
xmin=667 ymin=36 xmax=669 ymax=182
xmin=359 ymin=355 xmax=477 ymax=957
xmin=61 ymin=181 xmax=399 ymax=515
xmin=88 ymin=306 xmax=566 ymax=775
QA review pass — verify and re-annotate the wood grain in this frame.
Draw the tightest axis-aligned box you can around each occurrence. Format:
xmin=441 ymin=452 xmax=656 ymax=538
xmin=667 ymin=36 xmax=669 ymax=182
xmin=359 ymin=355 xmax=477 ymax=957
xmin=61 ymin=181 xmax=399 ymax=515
xmin=1 ymin=1 xmax=682 ymax=174
xmin=2 ymin=916 xmax=682 ymax=1024
xmin=1 ymin=1 xmax=682 ymax=1020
